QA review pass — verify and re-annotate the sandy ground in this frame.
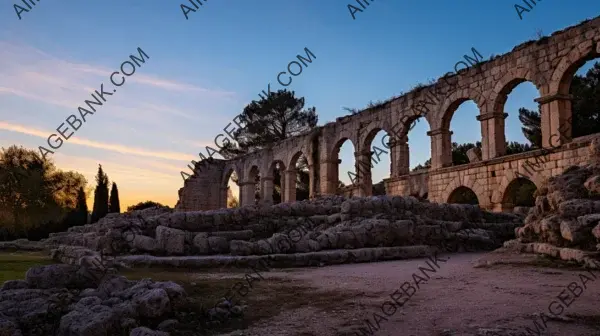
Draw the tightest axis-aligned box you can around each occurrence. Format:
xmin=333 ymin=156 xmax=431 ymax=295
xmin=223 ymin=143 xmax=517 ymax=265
xmin=206 ymin=250 xmax=600 ymax=336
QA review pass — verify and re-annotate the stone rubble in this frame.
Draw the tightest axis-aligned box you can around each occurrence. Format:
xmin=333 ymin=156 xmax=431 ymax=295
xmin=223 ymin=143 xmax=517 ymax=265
xmin=0 ymin=194 xmax=526 ymax=335
xmin=500 ymin=139 xmax=600 ymax=268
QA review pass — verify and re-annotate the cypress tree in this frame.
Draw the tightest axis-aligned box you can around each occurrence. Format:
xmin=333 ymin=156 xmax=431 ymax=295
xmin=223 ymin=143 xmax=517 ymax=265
xmin=109 ymin=182 xmax=121 ymax=213
xmin=91 ymin=164 xmax=109 ymax=223
xmin=76 ymin=187 xmax=89 ymax=225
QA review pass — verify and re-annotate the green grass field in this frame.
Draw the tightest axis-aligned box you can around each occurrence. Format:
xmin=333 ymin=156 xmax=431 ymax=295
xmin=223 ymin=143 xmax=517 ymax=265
xmin=0 ymin=251 xmax=54 ymax=284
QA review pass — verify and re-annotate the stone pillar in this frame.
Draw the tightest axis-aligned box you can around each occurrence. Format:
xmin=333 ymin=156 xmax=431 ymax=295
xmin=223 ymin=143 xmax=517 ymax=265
xmin=261 ymin=176 xmax=274 ymax=205
xmin=307 ymin=164 xmax=315 ymax=199
xmin=428 ymin=129 xmax=453 ymax=169
xmin=219 ymin=187 xmax=228 ymax=208
xmin=279 ymin=171 xmax=286 ymax=203
xmin=319 ymin=159 xmax=340 ymax=196
xmin=355 ymin=150 xmax=373 ymax=197
xmin=283 ymin=169 xmax=297 ymax=202
xmin=477 ymin=112 xmax=507 ymax=160
xmin=535 ymin=93 xmax=573 ymax=148
xmin=390 ymin=134 xmax=409 ymax=177
xmin=239 ymin=181 xmax=256 ymax=207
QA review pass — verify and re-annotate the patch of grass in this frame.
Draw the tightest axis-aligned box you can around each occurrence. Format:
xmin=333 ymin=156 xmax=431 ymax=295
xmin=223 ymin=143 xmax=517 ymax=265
xmin=0 ymin=251 xmax=54 ymax=283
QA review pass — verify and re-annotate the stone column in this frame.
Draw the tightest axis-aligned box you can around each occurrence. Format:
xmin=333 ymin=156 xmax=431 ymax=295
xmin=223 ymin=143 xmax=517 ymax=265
xmin=535 ymin=93 xmax=573 ymax=148
xmin=261 ymin=176 xmax=274 ymax=206
xmin=354 ymin=150 xmax=373 ymax=197
xmin=319 ymin=159 xmax=341 ymax=196
xmin=428 ymin=129 xmax=453 ymax=169
xmin=283 ymin=169 xmax=297 ymax=202
xmin=279 ymin=171 xmax=286 ymax=203
xmin=477 ymin=112 xmax=508 ymax=160
xmin=307 ymin=164 xmax=315 ymax=199
xmin=238 ymin=182 xmax=253 ymax=207
xmin=390 ymin=134 xmax=409 ymax=177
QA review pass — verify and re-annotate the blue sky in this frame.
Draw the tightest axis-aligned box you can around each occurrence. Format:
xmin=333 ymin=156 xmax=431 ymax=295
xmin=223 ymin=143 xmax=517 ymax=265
xmin=1 ymin=0 xmax=599 ymax=208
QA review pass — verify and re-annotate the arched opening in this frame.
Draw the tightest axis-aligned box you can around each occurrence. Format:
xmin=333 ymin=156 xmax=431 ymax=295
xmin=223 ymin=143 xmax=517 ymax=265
xmin=222 ymin=168 xmax=240 ymax=208
xmin=408 ymin=112 xmax=432 ymax=172
xmin=563 ymin=60 xmax=600 ymax=140
xmin=443 ymin=99 xmax=482 ymax=167
xmin=270 ymin=160 xmax=286 ymax=204
xmin=447 ymin=186 xmax=479 ymax=205
xmin=364 ymin=129 xmax=391 ymax=196
xmin=502 ymin=177 xmax=537 ymax=212
xmin=333 ymin=138 xmax=356 ymax=196
xmin=248 ymin=165 xmax=261 ymax=205
xmin=289 ymin=152 xmax=310 ymax=201
xmin=495 ymin=79 xmax=540 ymax=154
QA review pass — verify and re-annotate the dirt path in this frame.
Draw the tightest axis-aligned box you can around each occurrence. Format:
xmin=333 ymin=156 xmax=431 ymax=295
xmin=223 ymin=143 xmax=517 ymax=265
xmin=208 ymin=251 xmax=600 ymax=336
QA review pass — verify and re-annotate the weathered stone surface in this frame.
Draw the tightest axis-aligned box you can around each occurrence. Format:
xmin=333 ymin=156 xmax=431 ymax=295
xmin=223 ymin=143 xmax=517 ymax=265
xmin=466 ymin=147 xmax=482 ymax=163
xmin=156 ymin=226 xmax=185 ymax=255
xmin=25 ymin=264 xmax=83 ymax=289
xmin=133 ymin=288 xmax=171 ymax=318
xmin=130 ymin=326 xmax=169 ymax=336
xmin=58 ymin=304 xmax=120 ymax=335
xmin=131 ymin=235 xmax=159 ymax=253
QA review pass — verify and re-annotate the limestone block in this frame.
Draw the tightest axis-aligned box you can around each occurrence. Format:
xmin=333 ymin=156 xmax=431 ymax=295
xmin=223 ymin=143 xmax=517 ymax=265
xmin=558 ymin=199 xmax=598 ymax=218
xmin=210 ymin=230 xmax=253 ymax=241
xmin=584 ymin=175 xmax=600 ymax=195
xmin=155 ymin=226 xmax=185 ymax=255
xmin=559 ymin=219 xmax=586 ymax=243
xmin=228 ymin=240 xmax=255 ymax=256
xmin=131 ymin=235 xmax=158 ymax=253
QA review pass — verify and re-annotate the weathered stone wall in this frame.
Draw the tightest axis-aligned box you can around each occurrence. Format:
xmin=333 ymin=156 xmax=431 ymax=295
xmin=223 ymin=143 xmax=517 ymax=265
xmin=176 ymin=16 xmax=600 ymax=213
xmin=385 ymin=169 xmax=429 ymax=198
xmin=428 ymin=134 xmax=599 ymax=210
xmin=176 ymin=159 xmax=227 ymax=211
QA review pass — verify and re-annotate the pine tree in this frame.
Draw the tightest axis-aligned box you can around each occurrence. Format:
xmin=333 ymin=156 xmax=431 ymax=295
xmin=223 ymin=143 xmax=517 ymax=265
xmin=91 ymin=164 xmax=109 ymax=223
xmin=109 ymin=182 xmax=120 ymax=213
xmin=518 ymin=107 xmax=542 ymax=147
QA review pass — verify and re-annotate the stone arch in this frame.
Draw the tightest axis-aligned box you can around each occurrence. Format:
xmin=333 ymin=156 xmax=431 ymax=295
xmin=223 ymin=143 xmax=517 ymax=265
xmin=447 ymin=186 xmax=479 ymax=205
xmin=500 ymin=176 xmax=538 ymax=211
xmin=267 ymin=159 xmax=286 ymax=204
xmin=289 ymin=151 xmax=305 ymax=170
xmin=359 ymin=120 xmax=393 ymax=150
xmin=550 ymin=40 xmax=599 ymax=95
xmin=440 ymin=95 xmax=483 ymax=131
xmin=330 ymin=130 xmax=357 ymax=158
xmin=441 ymin=175 xmax=486 ymax=206
xmin=490 ymin=67 xmax=542 ymax=113
xmin=286 ymin=150 xmax=311 ymax=202
xmin=221 ymin=163 xmax=241 ymax=187
xmin=493 ymin=169 xmax=544 ymax=203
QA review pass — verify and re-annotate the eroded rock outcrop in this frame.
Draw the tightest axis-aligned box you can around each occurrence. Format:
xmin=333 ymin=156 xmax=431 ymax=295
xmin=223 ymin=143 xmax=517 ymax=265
xmin=3 ymin=195 xmax=523 ymax=269
xmin=502 ymin=140 xmax=600 ymax=267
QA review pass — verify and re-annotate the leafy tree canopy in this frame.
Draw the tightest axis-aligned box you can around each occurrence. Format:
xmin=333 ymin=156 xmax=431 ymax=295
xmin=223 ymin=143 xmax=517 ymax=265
xmin=0 ymin=145 xmax=87 ymax=235
xmin=126 ymin=201 xmax=169 ymax=212
xmin=220 ymin=89 xmax=317 ymax=157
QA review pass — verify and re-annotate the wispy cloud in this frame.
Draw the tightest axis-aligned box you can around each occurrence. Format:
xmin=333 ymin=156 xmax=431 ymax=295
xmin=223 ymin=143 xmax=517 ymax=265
xmin=0 ymin=41 xmax=238 ymax=126
xmin=0 ymin=121 xmax=194 ymax=162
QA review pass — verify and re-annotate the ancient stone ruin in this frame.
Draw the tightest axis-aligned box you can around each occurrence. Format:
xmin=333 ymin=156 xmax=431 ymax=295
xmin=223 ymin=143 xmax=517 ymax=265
xmin=2 ymin=16 xmax=600 ymax=336
xmin=177 ymin=17 xmax=600 ymax=215
xmin=498 ymin=139 xmax=600 ymax=268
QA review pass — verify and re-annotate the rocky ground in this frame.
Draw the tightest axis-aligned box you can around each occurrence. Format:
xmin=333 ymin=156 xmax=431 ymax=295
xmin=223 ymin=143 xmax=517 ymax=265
xmin=3 ymin=144 xmax=600 ymax=335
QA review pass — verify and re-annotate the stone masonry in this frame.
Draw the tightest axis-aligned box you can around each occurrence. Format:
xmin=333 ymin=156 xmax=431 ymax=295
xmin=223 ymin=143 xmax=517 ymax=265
xmin=176 ymin=17 xmax=600 ymax=212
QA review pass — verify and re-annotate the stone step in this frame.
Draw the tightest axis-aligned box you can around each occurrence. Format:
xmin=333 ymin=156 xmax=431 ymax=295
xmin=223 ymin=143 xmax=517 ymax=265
xmin=116 ymin=245 xmax=441 ymax=269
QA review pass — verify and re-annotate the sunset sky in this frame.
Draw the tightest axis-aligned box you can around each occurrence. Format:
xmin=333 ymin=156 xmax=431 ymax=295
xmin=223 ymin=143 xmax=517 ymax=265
xmin=1 ymin=0 xmax=599 ymax=210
